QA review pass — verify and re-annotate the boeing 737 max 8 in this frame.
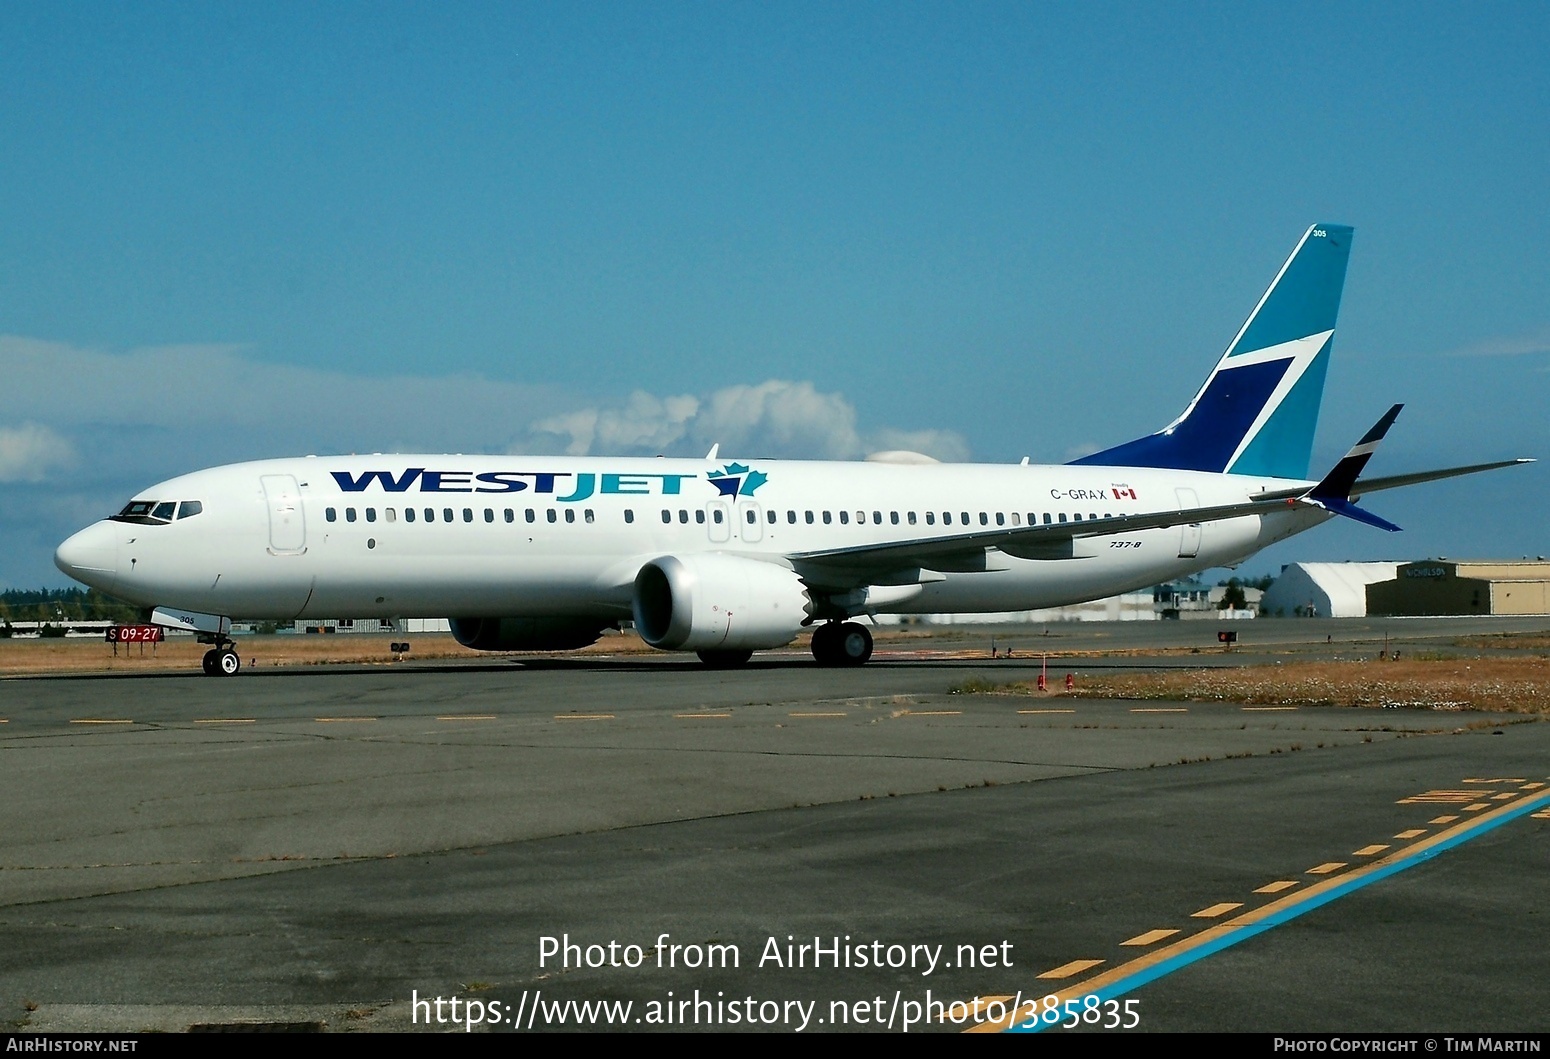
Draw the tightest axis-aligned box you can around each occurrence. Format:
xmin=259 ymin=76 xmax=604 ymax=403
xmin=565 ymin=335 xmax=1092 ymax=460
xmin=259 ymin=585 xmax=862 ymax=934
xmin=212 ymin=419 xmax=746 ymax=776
xmin=55 ymin=224 xmax=1531 ymax=675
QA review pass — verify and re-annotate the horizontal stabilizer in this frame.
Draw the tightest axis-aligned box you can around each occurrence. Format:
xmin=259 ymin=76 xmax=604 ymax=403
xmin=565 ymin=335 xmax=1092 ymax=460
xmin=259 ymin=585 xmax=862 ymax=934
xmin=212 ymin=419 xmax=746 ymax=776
xmin=1301 ymin=495 xmax=1402 ymax=533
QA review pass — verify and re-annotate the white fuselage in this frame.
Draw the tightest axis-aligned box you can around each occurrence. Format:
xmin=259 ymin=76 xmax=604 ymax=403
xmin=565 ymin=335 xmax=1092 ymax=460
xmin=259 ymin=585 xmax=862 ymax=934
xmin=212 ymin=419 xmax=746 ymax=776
xmin=55 ymin=454 xmax=1327 ymax=624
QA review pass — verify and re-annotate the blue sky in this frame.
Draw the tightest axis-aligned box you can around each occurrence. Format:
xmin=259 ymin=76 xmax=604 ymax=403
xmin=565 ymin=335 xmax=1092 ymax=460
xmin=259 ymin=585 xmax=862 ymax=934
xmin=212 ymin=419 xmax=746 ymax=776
xmin=3 ymin=3 xmax=1546 ymax=589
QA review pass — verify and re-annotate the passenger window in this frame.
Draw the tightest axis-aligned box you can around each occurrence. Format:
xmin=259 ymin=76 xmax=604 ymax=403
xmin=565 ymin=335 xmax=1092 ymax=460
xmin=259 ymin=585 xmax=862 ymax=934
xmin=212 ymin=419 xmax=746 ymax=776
xmin=443 ymin=508 xmax=454 ymax=522
xmin=766 ymin=510 xmax=776 ymax=524
xmin=996 ymin=513 xmax=1005 ymax=526
xmin=712 ymin=509 xmax=723 ymax=524
xmin=546 ymin=509 xmax=557 ymax=523
xmin=366 ymin=508 xmax=377 ymax=523
xmin=624 ymin=509 xmax=634 ymax=524
xmin=840 ymin=510 xmax=850 ymax=525
xmin=526 ymin=509 xmax=536 ymax=523
xmin=326 ymin=507 xmax=338 ymax=523
xmin=386 ymin=508 xmax=397 ymax=523
xmin=1058 ymin=513 xmax=1068 ymax=523
xmin=942 ymin=512 xmax=952 ymax=525
xmin=405 ymin=508 xmax=416 ymax=523
xmin=679 ymin=510 xmax=689 ymax=524
xmin=979 ymin=512 xmax=989 ymax=526
xmin=662 ymin=509 xmax=672 ymax=524
xmin=346 ymin=508 xmax=358 ymax=523
xmin=564 ymin=509 xmax=575 ymax=523
xmin=425 ymin=508 xmax=435 ymax=522
xmin=1043 ymin=513 xmax=1052 ymax=525
xmin=153 ymin=502 xmax=176 ymax=522
xmin=584 ymin=509 xmax=595 ymax=523
xmin=1011 ymin=513 xmax=1020 ymax=526
xmin=178 ymin=501 xmax=203 ymax=519
xmin=822 ymin=511 xmax=832 ymax=525
xmin=961 ymin=512 xmax=970 ymax=525
xmin=891 ymin=512 xmax=900 ymax=525
xmin=925 ymin=512 xmax=935 ymax=525
xmin=484 ymin=508 xmax=494 ymax=523
xmin=787 ymin=511 xmax=797 ymax=524
xmin=463 ymin=508 xmax=473 ymax=523
xmin=1073 ymin=513 xmax=1083 ymax=521
xmin=695 ymin=510 xmax=705 ymax=524
xmin=873 ymin=511 xmax=882 ymax=524
xmin=805 ymin=511 xmax=814 ymax=524
xmin=505 ymin=509 xmax=514 ymax=523
xmin=746 ymin=510 xmax=756 ymax=524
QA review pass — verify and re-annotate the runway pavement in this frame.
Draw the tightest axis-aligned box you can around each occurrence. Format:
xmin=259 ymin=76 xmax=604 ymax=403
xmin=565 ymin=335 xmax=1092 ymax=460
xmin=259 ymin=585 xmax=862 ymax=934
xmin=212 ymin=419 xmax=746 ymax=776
xmin=1 ymin=617 xmax=1546 ymax=1033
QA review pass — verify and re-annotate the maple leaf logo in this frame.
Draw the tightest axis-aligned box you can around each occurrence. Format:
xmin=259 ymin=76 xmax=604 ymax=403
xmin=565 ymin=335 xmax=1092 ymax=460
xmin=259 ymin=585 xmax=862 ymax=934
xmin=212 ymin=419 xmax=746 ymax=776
xmin=706 ymin=462 xmax=769 ymax=497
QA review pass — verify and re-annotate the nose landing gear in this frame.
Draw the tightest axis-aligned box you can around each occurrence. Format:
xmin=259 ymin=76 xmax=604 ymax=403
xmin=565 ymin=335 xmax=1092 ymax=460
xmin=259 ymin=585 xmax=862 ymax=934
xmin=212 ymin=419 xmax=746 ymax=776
xmin=200 ymin=640 xmax=241 ymax=677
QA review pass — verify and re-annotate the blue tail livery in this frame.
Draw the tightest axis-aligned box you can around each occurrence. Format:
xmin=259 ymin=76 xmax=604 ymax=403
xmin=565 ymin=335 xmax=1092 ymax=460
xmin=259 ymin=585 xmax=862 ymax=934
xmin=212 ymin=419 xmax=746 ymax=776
xmin=1073 ymin=223 xmax=1353 ymax=480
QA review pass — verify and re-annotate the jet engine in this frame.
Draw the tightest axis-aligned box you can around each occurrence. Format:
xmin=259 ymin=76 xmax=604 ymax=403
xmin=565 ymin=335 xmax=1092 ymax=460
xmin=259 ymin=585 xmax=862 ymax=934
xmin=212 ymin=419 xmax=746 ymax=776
xmin=632 ymin=554 xmax=813 ymax=652
xmin=449 ymin=617 xmax=610 ymax=652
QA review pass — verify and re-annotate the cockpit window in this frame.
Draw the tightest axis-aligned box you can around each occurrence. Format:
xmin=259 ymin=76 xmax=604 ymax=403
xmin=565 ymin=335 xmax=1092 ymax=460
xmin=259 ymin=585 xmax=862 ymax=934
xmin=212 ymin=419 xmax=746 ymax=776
xmin=112 ymin=500 xmax=169 ymax=525
xmin=111 ymin=499 xmax=204 ymax=525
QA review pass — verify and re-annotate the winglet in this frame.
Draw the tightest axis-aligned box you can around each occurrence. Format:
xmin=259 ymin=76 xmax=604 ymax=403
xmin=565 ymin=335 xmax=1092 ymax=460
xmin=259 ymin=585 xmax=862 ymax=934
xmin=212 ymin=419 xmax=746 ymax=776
xmin=1301 ymin=404 xmax=1405 ymax=531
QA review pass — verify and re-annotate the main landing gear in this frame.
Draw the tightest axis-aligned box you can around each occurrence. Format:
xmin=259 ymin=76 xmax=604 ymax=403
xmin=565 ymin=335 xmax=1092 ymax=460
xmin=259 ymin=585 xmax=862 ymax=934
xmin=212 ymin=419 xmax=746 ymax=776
xmin=810 ymin=621 xmax=873 ymax=667
xmin=200 ymin=639 xmax=241 ymax=677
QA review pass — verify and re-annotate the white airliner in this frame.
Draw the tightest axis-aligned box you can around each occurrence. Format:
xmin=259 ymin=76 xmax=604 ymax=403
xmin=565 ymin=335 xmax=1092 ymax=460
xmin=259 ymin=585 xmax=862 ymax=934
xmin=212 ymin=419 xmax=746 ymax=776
xmin=55 ymin=224 xmax=1529 ymax=675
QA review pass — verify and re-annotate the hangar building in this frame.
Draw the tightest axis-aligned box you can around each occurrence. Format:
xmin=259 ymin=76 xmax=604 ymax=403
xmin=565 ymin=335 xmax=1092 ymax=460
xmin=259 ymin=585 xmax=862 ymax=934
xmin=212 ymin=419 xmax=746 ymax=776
xmin=1367 ymin=560 xmax=1550 ymax=616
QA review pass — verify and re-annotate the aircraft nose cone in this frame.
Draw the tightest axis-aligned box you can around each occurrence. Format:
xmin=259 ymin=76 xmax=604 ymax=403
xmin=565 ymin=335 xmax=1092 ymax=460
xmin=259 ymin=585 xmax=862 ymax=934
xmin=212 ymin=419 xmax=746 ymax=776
xmin=55 ymin=523 xmax=118 ymax=591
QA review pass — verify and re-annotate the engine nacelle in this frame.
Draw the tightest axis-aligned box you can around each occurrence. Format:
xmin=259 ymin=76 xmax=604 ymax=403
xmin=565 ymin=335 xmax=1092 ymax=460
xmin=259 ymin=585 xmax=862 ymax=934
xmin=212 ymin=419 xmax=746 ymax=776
xmin=632 ymin=554 xmax=813 ymax=652
xmin=449 ymin=616 xmax=608 ymax=652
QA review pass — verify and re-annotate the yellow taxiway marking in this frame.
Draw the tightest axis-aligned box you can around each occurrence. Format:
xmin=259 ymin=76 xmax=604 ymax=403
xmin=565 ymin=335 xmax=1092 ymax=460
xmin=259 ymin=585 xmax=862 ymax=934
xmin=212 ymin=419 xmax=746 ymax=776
xmin=315 ymin=717 xmax=377 ymax=723
xmin=675 ymin=712 xmax=731 ymax=719
xmin=789 ymin=712 xmax=847 ymax=718
xmin=1399 ymin=790 xmax=1491 ymax=804
xmin=1533 ymin=810 xmax=1550 ymax=820
xmin=1353 ymin=844 xmax=1390 ymax=856
xmin=1018 ymin=709 xmax=1076 ymax=714
xmin=1394 ymin=829 xmax=1426 ymax=840
xmin=1464 ymin=803 xmax=1490 ymax=812
xmin=1121 ymin=929 xmax=1179 ymax=947
xmin=1038 ymin=959 xmax=1104 ymax=980
xmin=1429 ymin=815 xmax=1460 ymax=825
xmin=1491 ymin=792 xmax=1518 ymax=801
xmin=1191 ymin=902 xmax=1243 ymax=919
xmin=1464 ymin=777 xmax=1524 ymax=784
xmin=70 ymin=719 xmax=133 ymax=725
xmin=554 ymin=714 xmax=614 ymax=721
xmin=437 ymin=715 xmax=497 ymax=721
xmin=903 ymin=710 xmax=962 ymax=717
xmin=1521 ymin=782 xmax=1545 ymax=790
xmin=195 ymin=718 xmax=256 ymax=724
xmin=1130 ymin=707 xmax=1188 ymax=713
xmin=1242 ymin=706 xmax=1298 ymax=712
xmin=1254 ymin=881 xmax=1298 ymax=894
xmin=1307 ymin=862 xmax=1346 ymax=875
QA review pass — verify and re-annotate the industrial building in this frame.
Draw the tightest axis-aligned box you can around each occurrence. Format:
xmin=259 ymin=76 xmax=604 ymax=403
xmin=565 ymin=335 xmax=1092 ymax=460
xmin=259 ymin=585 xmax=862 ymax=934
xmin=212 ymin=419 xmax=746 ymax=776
xmin=1367 ymin=561 xmax=1550 ymax=616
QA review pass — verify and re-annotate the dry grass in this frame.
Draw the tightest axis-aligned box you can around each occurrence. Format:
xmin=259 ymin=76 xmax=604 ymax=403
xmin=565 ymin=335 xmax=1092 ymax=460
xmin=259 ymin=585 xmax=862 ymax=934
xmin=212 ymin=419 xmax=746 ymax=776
xmin=0 ymin=630 xmax=659 ymax=676
xmin=995 ymin=657 xmax=1550 ymax=714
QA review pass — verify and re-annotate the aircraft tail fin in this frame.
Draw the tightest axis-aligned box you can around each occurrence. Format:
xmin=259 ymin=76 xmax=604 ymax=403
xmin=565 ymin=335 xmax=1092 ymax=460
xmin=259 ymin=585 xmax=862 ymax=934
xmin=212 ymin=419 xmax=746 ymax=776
xmin=1072 ymin=223 xmax=1353 ymax=480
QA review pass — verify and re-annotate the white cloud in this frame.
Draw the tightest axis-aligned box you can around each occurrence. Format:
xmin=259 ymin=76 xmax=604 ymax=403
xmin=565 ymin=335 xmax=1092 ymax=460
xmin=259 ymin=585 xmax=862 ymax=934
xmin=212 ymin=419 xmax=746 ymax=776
xmin=518 ymin=379 xmax=970 ymax=462
xmin=1442 ymin=327 xmax=1550 ymax=359
xmin=0 ymin=423 xmax=76 ymax=482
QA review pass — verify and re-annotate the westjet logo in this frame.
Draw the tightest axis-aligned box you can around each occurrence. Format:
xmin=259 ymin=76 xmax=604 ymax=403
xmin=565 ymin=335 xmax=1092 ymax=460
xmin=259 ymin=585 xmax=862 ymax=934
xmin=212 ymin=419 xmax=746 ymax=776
xmin=330 ymin=468 xmax=697 ymax=503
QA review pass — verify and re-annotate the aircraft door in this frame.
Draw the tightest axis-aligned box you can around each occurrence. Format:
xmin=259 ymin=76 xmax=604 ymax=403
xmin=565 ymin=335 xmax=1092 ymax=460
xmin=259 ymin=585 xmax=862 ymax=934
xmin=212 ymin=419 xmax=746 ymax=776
xmin=738 ymin=502 xmax=763 ymax=543
xmin=706 ymin=501 xmax=731 ymax=543
xmin=262 ymin=474 xmax=308 ymax=555
xmin=1174 ymin=487 xmax=1202 ymax=559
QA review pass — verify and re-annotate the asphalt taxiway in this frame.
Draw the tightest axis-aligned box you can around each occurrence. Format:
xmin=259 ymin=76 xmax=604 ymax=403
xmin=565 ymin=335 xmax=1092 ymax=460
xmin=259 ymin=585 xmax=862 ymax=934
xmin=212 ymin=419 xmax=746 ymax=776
xmin=1 ymin=617 xmax=1547 ymax=1033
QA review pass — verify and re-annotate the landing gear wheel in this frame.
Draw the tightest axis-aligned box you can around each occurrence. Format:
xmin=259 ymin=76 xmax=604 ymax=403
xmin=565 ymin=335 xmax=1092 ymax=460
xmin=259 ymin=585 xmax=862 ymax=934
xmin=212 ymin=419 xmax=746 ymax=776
xmin=696 ymin=649 xmax=753 ymax=668
xmin=835 ymin=621 xmax=873 ymax=666
xmin=810 ymin=622 xmax=841 ymax=665
xmin=215 ymin=648 xmax=241 ymax=677
xmin=812 ymin=621 xmax=873 ymax=666
xmin=201 ymin=650 xmax=218 ymax=676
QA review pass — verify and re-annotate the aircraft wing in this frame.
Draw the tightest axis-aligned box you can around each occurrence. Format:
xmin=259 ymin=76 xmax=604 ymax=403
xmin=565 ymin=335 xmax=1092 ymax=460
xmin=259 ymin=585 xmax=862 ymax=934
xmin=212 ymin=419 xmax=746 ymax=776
xmin=788 ymin=496 xmax=1298 ymax=574
xmin=1250 ymin=458 xmax=1534 ymax=502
